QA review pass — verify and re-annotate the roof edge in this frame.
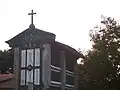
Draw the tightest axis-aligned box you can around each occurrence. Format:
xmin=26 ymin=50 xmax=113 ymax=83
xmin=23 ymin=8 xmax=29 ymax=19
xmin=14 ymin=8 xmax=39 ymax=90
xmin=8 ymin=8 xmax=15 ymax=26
xmin=54 ymin=41 xmax=84 ymax=59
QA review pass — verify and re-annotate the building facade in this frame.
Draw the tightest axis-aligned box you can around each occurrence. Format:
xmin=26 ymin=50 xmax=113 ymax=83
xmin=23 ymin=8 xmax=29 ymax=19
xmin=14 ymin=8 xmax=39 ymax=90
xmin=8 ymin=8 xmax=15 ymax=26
xmin=6 ymin=10 xmax=82 ymax=90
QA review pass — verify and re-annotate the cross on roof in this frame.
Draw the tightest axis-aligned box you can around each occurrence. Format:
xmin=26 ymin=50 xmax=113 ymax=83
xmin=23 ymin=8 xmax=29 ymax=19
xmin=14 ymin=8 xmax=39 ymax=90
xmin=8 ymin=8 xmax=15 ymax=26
xmin=28 ymin=10 xmax=36 ymax=25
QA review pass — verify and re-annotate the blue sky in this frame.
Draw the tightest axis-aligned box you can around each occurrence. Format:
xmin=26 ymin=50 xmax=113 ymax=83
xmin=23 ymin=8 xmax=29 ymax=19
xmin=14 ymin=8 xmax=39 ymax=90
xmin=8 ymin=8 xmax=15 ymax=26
xmin=0 ymin=0 xmax=120 ymax=51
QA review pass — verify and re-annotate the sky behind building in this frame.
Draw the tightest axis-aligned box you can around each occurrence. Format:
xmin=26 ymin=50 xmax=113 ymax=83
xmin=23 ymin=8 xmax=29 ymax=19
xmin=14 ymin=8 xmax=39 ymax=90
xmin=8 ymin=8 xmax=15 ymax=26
xmin=0 ymin=0 xmax=120 ymax=51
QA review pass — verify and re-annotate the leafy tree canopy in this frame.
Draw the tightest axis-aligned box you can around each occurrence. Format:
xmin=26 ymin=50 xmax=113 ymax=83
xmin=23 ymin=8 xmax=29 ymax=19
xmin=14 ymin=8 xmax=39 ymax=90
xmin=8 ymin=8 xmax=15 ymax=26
xmin=0 ymin=49 xmax=13 ymax=73
xmin=78 ymin=16 xmax=120 ymax=90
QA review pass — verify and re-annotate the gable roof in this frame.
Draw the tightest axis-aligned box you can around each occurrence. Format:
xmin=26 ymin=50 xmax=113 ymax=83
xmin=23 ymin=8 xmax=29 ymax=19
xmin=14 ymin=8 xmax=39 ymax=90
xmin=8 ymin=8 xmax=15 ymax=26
xmin=6 ymin=24 xmax=83 ymax=59
xmin=6 ymin=24 xmax=56 ymax=47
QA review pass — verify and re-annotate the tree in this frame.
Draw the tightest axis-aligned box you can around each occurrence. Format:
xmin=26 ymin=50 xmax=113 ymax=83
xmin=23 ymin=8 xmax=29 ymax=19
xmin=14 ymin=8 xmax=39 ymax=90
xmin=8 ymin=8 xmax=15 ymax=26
xmin=77 ymin=16 xmax=120 ymax=90
xmin=0 ymin=49 xmax=13 ymax=73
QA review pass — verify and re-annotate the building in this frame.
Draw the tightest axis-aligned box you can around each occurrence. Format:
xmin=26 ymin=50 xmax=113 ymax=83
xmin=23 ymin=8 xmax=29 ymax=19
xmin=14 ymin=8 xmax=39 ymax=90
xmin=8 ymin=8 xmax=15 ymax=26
xmin=5 ymin=10 xmax=83 ymax=90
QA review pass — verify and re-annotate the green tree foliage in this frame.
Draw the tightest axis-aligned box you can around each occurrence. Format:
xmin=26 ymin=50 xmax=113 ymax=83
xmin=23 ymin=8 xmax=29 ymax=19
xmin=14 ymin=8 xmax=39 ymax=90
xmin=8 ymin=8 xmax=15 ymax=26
xmin=0 ymin=49 xmax=13 ymax=73
xmin=78 ymin=17 xmax=120 ymax=90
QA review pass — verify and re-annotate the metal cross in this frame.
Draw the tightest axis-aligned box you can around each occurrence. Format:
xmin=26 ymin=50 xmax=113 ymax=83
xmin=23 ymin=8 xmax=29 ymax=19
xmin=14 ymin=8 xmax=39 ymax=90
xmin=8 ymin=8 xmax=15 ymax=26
xmin=28 ymin=10 xmax=36 ymax=25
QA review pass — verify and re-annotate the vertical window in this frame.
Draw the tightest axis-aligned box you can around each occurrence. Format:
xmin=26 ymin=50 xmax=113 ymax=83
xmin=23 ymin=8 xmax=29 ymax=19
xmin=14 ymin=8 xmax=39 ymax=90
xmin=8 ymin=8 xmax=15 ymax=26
xmin=21 ymin=50 xmax=26 ymax=86
xmin=26 ymin=49 xmax=34 ymax=85
xmin=21 ymin=70 xmax=25 ymax=85
xmin=21 ymin=48 xmax=41 ymax=89
xmin=21 ymin=50 xmax=26 ymax=67
xmin=26 ymin=70 xmax=33 ymax=85
xmin=27 ymin=49 xmax=33 ymax=66
xmin=35 ymin=48 xmax=40 ymax=66
xmin=34 ymin=69 xmax=40 ymax=85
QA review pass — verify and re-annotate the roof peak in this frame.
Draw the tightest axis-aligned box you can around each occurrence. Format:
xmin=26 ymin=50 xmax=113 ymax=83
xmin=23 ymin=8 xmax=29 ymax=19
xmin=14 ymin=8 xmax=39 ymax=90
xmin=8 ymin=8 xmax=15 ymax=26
xmin=29 ymin=24 xmax=35 ymax=29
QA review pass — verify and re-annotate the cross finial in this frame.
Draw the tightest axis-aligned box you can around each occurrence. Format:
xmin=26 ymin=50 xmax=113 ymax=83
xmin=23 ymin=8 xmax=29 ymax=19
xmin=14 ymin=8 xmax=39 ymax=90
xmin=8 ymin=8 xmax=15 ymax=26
xmin=28 ymin=10 xmax=36 ymax=25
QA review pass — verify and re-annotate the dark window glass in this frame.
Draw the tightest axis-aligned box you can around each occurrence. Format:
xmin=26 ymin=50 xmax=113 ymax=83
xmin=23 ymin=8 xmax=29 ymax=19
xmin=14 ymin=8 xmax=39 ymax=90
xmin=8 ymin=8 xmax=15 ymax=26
xmin=51 ymin=46 xmax=60 ymax=67
xmin=66 ymin=55 xmax=74 ymax=72
xmin=66 ymin=75 xmax=74 ymax=85
xmin=65 ymin=88 xmax=72 ymax=90
xmin=51 ymin=70 xmax=61 ymax=82
xmin=49 ymin=86 xmax=60 ymax=90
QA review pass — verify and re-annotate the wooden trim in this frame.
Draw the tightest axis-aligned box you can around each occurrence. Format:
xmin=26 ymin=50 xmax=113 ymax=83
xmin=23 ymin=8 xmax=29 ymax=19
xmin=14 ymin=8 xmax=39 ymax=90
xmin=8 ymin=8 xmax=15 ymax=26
xmin=66 ymin=70 xmax=74 ymax=77
xmin=21 ymin=66 xmax=40 ymax=69
xmin=51 ymin=65 xmax=61 ymax=70
xmin=14 ymin=48 xmax=20 ymax=90
xmin=50 ymin=84 xmax=60 ymax=88
xmin=74 ymin=60 xmax=77 ymax=90
xmin=33 ymin=48 xmax=35 ymax=88
xmin=65 ymin=84 xmax=74 ymax=89
xmin=39 ymin=47 xmax=41 ymax=87
xmin=66 ymin=70 xmax=74 ymax=75
xmin=51 ymin=69 xmax=60 ymax=72
xmin=65 ymin=84 xmax=74 ymax=88
xmin=50 ymin=81 xmax=61 ymax=87
xmin=18 ymin=48 xmax=21 ymax=90
xmin=50 ymin=81 xmax=75 ymax=88
xmin=60 ymin=51 xmax=66 ymax=90
xmin=25 ymin=49 xmax=27 ymax=85
xmin=40 ymin=44 xmax=43 ymax=90
xmin=66 ymin=73 xmax=74 ymax=77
